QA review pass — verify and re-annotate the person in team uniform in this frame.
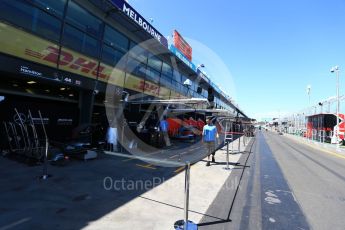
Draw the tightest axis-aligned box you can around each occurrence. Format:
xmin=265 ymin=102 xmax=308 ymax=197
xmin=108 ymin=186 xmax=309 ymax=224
xmin=202 ymin=117 xmax=219 ymax=166
xmin=159 ymin=116 xmax=171 ymax=147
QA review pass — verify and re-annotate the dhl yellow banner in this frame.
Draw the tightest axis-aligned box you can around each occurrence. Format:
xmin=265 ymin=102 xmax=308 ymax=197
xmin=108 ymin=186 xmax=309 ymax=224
xmin=0 ymin=22 xmax=126 ymax=83
xmin=58 ymin=47 xmax=98 ymax=80
xmin=98 ymin=63 xmax=125 ymax=87
xmin=143 ymin=80 xmax=159 ymax=97
xmin=58 ymin=47 xmax=125 ymax=85
xmin=170 ymin=90 xmax=182 ymax=99
xmin=159 ymin=86 xmax=171 ymax=99
xmin=0 ymin=22 xmax=187 ymax=100
xmin=0 ymin=22 xmax=58 ymax=68
xmin=124 ymin=73 xmax=143 ymax=93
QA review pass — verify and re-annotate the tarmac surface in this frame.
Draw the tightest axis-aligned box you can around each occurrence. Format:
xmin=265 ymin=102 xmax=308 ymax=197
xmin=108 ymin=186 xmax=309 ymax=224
xmin=199 ymin=131 xmax=345 ymax=230
xmin=267 ymin=132 xmax=345 ymax=230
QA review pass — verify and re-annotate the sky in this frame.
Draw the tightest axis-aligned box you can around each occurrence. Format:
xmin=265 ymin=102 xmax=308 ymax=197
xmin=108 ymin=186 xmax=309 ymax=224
xmin=129 ymin=0 xmax=345 ymax=120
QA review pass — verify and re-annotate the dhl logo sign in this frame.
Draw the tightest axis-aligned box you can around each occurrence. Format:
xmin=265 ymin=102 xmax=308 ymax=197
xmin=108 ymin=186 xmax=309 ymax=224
xmin=27 ymin=46 xmax=102 ymax=79
xmin=125 ymin=73 xmax=161 ymax=96
xmin=0 ymin=22 xmax=128 ymax=85
xmin=0 ymin=22 xmax=110 ymax=80
xmin=138 ymin=79 xmax=159 ymax=96
xmin=0 ymin=22 xmax=182 ymax=99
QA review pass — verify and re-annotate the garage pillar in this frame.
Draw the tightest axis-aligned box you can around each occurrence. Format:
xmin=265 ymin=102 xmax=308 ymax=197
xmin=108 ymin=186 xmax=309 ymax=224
xmin=79 ymin=90 xmax=94 ymax=125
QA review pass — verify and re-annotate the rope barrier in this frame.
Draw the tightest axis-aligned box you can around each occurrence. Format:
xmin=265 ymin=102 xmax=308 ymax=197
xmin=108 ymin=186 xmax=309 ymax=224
xmin=222 ymin=131 xmax=245 ymax=135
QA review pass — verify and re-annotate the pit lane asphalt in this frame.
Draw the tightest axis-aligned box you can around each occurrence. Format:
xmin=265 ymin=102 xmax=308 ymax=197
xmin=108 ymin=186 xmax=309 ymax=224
xmin=199 ymin=129 xmax=345 ymax=230
xmin=199 ymin=130 xmax=345 ymax=230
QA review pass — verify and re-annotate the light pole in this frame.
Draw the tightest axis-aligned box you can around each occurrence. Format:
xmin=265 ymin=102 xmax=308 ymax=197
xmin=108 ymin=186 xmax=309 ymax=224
xmin=306 ymin=85 xmax=311 ymax=106
xmin=318 ymin=102 xmax=323 ymax=141
xmin=325 ymin=96 xmax=336 ymax=113
xmin=196 ymin=64 xmax=205 ymax=82
xmin=292 ymin=115 xmax=295 ymax=133
xmin=318 ymin=102 xmax=323 ymax=114
xmin=197 ymin=64 xmax=205 ymax=69
xmin=330 ymin=66 xmax=340 ymax=146
xmin=301 ymin=113 xmax=304 ymax=132
xmin=196 ymin=64 xmax=205 ymax=104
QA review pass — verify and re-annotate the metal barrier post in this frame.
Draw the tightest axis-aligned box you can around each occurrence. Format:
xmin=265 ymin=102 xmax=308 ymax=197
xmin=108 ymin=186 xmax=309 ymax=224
xmin=243 ymin=132 xmax=246 ymax=146
xmin=243 ymin=133 xmax=245 ymax=146
xmin=223 ymin=142 xmax=230 ymax=170
xmin=175 ymin=161 xmax=197 ymax=229
xmin=238 ymin=136 xmax=241 ymax=152
xmin=232 ymin=136 xmax=234 ymax=154
xmin=224 ymin=122 xmax=229 ymax=146
xmin=184 ymin=162 xmax=191 ymax=229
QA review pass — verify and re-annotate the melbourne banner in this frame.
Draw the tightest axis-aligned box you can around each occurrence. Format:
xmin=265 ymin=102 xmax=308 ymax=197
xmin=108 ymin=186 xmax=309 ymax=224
xmin=110 ymin=0 xmax=168 ymax=48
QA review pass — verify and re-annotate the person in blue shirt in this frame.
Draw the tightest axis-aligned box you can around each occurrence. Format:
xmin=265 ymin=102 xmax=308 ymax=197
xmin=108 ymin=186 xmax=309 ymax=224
xmin=160 ymin=116 xmax=171 ymax=147
xmin=203 ymin=117 xmax=219 ymax=166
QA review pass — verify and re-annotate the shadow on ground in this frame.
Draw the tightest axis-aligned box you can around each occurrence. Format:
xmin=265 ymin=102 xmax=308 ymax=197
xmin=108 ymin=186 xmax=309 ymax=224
xmin=0 ymin=135 xmax=242 ymax=230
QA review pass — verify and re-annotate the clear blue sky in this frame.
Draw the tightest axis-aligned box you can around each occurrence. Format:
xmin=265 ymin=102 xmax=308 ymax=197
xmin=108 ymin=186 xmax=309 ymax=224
xmin=130 ymin=0 xmax=345 ymax=120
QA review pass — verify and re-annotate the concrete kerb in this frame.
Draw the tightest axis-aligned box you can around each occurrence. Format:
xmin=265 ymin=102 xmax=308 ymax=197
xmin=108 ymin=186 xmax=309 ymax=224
xmin=284 ymin=133 xmax=345 ymax=157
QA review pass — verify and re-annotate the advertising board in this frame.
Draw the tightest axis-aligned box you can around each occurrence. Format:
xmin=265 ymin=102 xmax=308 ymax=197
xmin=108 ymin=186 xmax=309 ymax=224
xmin=173 ymin=30 xmax=192 ymax=61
